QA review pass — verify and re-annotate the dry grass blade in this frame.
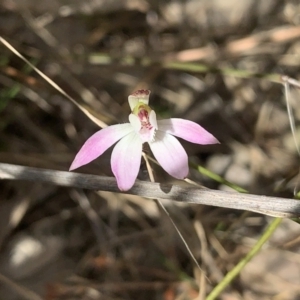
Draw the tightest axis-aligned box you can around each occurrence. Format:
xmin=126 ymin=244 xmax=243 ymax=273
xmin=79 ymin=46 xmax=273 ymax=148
xmin=0 ymin=36 xmax=107 ymax=129
xmin=283 ymin=78 xmax=300 ymax=156
xmin=0 ymin=272 xmax=42 ymax=300
xmin=142 ymin=152 xmax=205 ymax=280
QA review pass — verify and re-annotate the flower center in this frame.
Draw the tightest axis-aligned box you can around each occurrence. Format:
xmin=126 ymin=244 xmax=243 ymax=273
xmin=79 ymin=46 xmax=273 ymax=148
xmin=130 ymin=102 xmax=157 ymax=143
xmin=138 ymin=108 xmax=153 ymax=130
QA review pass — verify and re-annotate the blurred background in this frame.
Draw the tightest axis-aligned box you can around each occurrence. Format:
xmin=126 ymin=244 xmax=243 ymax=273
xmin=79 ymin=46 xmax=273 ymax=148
xmin=1 ymin=0 xmax=300 ymax=299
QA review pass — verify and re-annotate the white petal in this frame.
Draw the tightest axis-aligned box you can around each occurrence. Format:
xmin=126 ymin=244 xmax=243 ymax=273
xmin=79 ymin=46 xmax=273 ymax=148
xmin=111 ymin=132 xmax=143 ymax=191
xmin=149 ymin=110 xmax=158 ymax=130
xmin=129 ymin=114 xmax=141 ymax=132
xmin=149 ymin=131 xmax=188 ymax=179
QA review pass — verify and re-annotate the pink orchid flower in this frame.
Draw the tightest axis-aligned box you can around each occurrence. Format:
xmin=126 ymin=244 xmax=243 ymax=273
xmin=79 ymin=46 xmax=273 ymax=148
xmin=70 ymin=90 xmax=219 ymax=191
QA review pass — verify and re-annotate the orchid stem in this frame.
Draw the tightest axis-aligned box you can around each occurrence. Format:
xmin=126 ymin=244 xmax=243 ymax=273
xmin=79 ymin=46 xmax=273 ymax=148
xmin=206 ymin=217 xmax=282 ymax=300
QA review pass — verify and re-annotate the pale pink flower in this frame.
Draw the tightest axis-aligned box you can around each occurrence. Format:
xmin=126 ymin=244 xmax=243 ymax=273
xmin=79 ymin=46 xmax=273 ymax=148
xmin=70 ymin=90 xmax=219 ymax=191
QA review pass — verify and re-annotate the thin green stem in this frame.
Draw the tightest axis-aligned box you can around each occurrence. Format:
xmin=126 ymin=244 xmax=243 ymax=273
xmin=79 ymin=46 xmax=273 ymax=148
xmin=163 ymin=62 xmax=282 ymax=83
xmin=88 ymin=52 xmax=283 ymax=83
xmin=189 ymin=162 xmax=248 ymax=193
xmin=206 ymin=217 xmax=282 ymax=300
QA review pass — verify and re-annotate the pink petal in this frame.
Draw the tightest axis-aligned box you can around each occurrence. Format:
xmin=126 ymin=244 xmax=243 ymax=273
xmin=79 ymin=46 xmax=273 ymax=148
xmin=149 ymin=132 xmax=188 ymax=179
xmin=70 ymin=124 xmax=133 ymax=171
xmin=157 ymin=118 xmax=219 ymax=145
xmin=111 ymin=132 xmax=143 ymax=191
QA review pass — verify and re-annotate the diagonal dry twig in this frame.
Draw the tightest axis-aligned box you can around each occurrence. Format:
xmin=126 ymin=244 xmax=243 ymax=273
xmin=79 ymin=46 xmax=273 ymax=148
xmin=0 ymin=272 xmax=42 ymax=300
xmin=0 ymin=36 xmax=107 ymax=129
xmin=1 ymin=163 xmax=300 ymax=218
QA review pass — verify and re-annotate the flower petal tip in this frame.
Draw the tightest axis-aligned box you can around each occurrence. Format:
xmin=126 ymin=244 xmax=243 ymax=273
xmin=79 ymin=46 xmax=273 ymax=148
xmin=69 ymin=161 xmax=80 ymax=171
xmin=182 ymin=171 xmax=189 ymax=180
xmin=209 ymin=136 xmax=220 ymax=145
xmin=69 ymin=166 xmax=74 ymax=171
xmin=196 ymin=132 xmax=220 ymax=145
xmin=131 ymin=89 xmax=151 ymax=98
xmin=116 ymin=179 xmax=135 ymax=191
xmin=118 ymin=185 xmax=131 ymax=192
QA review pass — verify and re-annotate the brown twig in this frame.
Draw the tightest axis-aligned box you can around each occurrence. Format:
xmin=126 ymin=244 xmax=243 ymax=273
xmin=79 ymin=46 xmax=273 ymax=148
xmin=1 ymin=163 xmax=300 ymax=218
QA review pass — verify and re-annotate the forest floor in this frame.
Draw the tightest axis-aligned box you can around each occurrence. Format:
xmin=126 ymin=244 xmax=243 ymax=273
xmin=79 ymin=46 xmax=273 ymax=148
xmin=1 ymin=0 xmax=300 ymax=299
